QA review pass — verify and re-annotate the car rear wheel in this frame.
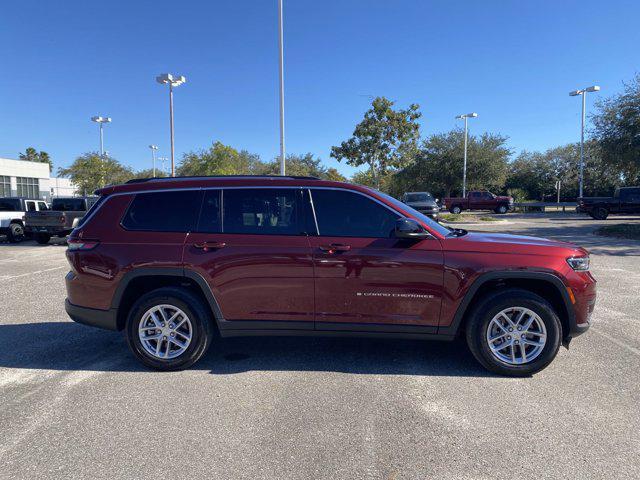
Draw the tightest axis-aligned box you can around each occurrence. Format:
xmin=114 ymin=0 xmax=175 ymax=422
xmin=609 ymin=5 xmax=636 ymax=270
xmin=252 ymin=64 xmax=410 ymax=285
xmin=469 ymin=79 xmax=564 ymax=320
xmin=7 ymin=223 xmax=25 ymax=243
xmin=125 ymin=287 xmax=214 ymax=371
xmin=35 ymin=233 xmax=51 ymax=244
xmin=465 ymin=289 xmax=562 ymax=376
xmin=450 ymin=205 xmax=462 ymax=214
xmin=592 ymin=207 xmax=609 ymax=220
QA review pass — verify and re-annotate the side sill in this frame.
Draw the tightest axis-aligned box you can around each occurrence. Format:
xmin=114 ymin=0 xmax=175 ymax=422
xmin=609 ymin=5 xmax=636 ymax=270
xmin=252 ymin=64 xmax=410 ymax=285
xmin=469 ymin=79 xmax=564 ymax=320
xmin=220 ymin=329 xmax=454 ymax=341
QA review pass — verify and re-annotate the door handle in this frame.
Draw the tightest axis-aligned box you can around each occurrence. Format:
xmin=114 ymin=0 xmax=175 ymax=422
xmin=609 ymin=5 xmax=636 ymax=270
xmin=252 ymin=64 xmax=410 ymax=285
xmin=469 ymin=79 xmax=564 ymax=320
xmin=319 ymin=243 xmax=351 ymax=254
xmin=194 ymin=241 xmax=226 ymax=252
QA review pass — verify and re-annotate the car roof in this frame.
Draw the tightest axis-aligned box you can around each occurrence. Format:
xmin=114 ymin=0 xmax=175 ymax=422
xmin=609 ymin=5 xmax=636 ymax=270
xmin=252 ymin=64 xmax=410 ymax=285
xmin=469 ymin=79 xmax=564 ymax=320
xmin=96 ymin=175 xmax=369 ymax=196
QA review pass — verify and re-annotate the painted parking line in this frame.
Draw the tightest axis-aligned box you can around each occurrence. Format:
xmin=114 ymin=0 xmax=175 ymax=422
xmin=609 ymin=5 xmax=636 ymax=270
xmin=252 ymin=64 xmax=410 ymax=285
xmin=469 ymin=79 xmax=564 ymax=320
xmin=591 ymin=327 xmax=640 ymax=357
xmin=0 ymin=265 xmax=67 ymax=281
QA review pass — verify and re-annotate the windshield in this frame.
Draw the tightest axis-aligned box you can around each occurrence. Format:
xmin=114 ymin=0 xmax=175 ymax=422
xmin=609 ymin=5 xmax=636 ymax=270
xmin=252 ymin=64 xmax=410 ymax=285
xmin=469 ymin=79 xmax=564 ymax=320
xmin=52 ymin=198 xmax=86 ymax=211
xmin=0 ymin=198 xmax=21 ymax=211
xmin=376 ymin=191 xmax=451 ymax=237
xmin=404 ymin=193 xmax=433 ymax=203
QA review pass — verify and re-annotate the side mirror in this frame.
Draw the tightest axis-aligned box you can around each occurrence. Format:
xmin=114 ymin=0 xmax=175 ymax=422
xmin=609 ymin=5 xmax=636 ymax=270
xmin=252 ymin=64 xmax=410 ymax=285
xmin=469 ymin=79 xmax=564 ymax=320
xmin=394 ymin=218 xmax=431 ymax=239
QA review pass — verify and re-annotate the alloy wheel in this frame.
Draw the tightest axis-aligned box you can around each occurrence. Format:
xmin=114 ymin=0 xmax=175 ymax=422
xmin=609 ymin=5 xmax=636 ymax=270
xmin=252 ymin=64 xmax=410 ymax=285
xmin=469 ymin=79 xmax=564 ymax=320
xmin=138 ymin=304 xmax=193 ymax=360
xmin=485 ymin=307 xmax=547 ymax=365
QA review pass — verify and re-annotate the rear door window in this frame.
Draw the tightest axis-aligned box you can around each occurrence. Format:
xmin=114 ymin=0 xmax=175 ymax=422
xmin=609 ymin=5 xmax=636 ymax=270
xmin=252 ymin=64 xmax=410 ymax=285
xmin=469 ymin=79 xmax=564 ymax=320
xmin=122 ymin=190 xmax=202 ymax=232
xmin=310 ymin=189 xmax=399 ymax=238
xmin=221 ymin=188 xmax=301 ymax=235
xmin=26 ymin=201 xmax=37 ymax=211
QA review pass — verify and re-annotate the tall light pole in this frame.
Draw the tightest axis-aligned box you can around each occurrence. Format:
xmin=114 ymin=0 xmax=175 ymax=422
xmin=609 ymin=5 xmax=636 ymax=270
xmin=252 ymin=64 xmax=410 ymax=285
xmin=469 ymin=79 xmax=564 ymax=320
xmin=91 ymin=116 xmax=111 ymax=156
xmin=455 ymin=112 xmax=478 ymax=198
xmin=278 ymin=0 xmax=286 ymax=175
xmin=156 ymin=73 xmax=186 ymax=177
xmin=158 ymin=157 xmax=168 ymax=176
xmin=569 ymin=85 xmax=600 ymax=198
xmin=149 ymin=145 xmax=158 ymax=177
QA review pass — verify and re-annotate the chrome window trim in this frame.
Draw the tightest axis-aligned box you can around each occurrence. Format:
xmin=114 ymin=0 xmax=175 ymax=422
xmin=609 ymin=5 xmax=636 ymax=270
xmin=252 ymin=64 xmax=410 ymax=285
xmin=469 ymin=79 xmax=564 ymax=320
xmin=83 ymin=184 xmax=435 ymax=239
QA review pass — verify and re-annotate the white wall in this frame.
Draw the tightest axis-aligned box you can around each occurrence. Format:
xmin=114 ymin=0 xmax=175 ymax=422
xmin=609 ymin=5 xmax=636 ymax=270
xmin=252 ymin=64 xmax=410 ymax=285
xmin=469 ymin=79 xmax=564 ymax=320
xmin=43 ymin=177 xmax=77 ymax=198
xmin=0 ymin=157 xmax=78 ymax=200
xmin=0 ymin=157 xmax=50 ymax=179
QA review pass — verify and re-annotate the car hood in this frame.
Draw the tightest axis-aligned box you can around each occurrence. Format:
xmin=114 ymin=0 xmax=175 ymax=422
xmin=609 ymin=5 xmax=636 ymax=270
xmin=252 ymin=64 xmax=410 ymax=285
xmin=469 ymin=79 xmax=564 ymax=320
xmin=407 ymin=201 xmax=438 ymax=208
xmin=496 ymin=196 xmax=513 ymax=202
xmin=443 ymin=231 xmax=585 ymax=256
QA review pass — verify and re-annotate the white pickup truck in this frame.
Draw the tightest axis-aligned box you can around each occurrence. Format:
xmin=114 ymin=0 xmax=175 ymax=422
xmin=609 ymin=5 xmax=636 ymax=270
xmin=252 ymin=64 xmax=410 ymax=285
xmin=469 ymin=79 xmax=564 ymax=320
xmin=0 ymin=197 xmax=50 ymax=243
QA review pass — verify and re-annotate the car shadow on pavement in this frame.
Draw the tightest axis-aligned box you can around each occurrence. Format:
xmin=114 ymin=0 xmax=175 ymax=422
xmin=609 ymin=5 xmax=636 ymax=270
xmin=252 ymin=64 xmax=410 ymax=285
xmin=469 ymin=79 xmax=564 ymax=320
xmin=0 ymin=322 xmax=496 ymax=378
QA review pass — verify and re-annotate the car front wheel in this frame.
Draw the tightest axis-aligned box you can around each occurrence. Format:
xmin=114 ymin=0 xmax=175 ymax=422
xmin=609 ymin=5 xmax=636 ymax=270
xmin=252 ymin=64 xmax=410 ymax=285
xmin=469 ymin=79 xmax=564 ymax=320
xmin=125 ymin=287 xmax=214 ymax=371
xmin=465 ymin=289 xmax=562 ymax=376
xmin=495 ymin=205 xmax=508 ymax=214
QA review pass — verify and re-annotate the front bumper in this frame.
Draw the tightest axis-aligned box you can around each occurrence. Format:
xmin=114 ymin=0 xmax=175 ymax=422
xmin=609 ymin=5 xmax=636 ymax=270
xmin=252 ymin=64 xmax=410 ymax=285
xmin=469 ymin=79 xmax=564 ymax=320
xmin=65 ymin=299 xmax=118 ymax=331
xmin=415 ymin=208 xmax=439 ymax=219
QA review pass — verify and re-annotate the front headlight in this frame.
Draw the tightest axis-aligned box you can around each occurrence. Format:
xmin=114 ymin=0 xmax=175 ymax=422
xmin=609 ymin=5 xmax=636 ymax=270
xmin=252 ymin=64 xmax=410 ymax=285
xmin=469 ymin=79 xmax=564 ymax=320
xmin=567 ymin=256 xmax=590 ymax=271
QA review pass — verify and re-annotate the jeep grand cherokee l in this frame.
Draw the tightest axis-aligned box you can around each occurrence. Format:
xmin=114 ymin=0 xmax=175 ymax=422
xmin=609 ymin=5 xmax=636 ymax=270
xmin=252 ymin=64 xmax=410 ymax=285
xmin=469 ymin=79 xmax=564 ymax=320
xmin=64 ymin=176 xmax=596 ymax=376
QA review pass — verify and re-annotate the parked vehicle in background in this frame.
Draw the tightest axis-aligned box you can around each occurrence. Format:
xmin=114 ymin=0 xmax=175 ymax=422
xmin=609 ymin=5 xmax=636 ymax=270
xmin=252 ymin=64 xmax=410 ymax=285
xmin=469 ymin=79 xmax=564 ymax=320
xmin=401 ymin=191 xmax=440 ymax=219
xmin=0 ymin=197 xmax=49 ymax=243
xmin=64 ymin=175 xmax=594 ymax=376
xmin=577 ymin=186 xmax=640 ymax=220
xmin=444 ymin=191 xmax=513 ymax=214
xmin=25 ymin=196 xmax=97 ymax=244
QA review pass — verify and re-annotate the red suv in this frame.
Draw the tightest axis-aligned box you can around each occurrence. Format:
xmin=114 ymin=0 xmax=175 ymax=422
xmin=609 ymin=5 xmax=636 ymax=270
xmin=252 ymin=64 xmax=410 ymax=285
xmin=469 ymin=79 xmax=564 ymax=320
xmin=65 ymin=176 xmax=596 ymax=376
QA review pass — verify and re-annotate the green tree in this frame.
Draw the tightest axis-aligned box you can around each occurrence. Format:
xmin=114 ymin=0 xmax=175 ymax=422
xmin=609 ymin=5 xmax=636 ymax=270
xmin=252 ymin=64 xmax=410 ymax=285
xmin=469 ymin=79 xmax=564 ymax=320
xmin=177 ymin=141 xmax=262 ymax=176
xmin=19 ymin=147 xmax=53 ymax=172
xmin=505 ymin=141 xmax=619 ymax=200
xmin=331 ymin=97 xmax=421 ymax=189
xmin=592 ymin=74 xmax=640 ymax=184
xmin=132 ymin=168 xmax=168 ymax=179
xmin=393 ymin=130 xmax=510 ymax=198
xmin=257 ymin=153 xmax=347 ymax=181
xmin=58 ymin=152 xmax=134 ymax=194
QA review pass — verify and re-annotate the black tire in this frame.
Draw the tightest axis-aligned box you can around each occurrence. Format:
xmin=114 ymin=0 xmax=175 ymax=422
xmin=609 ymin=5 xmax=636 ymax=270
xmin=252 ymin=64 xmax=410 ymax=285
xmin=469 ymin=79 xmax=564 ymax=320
xmin=7 ymin=223 xmax=25 ymax=243
xmin=495 ymin=204 xmax=508 ymax=214
xmin=592 ymin=207 xmax=609 ymax=220
xmin=465 ymin=288 xmax=562 ymax=376
xmin=125 ymin=287 xmax=214 ymax=371
xmin=450 ymin=205 xmax=462 ymax=214
xmin=35 ymin=233 xmax=51 ymax=244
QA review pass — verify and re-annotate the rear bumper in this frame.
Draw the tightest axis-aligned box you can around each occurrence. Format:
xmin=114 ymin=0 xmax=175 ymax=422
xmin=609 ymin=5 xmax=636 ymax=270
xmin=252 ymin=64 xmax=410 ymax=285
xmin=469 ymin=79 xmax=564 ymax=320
xmin=65 ymin=299 xmax=118 ymax=331
xmin=26 ymin=225 xmax=71 ymax=236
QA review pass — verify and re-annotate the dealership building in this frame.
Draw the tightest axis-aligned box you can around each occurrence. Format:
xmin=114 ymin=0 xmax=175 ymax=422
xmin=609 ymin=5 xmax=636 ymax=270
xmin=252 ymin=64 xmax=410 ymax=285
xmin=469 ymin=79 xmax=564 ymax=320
xmin=0 ymin=157 xmax=77 ymax=200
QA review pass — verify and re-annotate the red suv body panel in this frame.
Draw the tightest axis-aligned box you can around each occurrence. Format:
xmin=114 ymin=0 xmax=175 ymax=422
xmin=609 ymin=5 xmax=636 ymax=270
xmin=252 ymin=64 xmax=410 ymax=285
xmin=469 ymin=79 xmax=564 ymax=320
xmin=65 ymin=177 xmax=595 ymax=342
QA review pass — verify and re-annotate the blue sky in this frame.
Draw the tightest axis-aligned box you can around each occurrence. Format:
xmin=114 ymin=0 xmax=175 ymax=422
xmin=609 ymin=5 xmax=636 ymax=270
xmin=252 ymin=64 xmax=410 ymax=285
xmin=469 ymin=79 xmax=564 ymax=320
xmin=1 ymin=0 xmax=638 ymax=177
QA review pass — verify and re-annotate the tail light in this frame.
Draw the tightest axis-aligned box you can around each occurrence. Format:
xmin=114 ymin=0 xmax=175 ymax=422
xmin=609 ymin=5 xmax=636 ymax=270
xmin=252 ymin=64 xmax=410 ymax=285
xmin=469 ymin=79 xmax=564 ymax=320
xmin=67 ymin=238 xmax=99 ymax=251
xmin=60 ymin=216 xmax=66 ymax=224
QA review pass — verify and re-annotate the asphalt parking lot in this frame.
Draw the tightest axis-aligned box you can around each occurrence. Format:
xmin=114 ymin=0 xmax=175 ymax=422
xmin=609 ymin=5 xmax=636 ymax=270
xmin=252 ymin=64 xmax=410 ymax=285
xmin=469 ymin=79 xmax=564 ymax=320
xmin=1 ymin=213 xmax=639 ymax=480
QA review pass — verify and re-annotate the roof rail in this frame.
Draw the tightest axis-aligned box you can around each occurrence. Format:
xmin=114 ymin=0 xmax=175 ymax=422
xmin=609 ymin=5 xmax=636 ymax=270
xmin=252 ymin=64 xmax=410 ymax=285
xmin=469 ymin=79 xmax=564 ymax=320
xmin=124 ymin=175 xmax=321 ymax=184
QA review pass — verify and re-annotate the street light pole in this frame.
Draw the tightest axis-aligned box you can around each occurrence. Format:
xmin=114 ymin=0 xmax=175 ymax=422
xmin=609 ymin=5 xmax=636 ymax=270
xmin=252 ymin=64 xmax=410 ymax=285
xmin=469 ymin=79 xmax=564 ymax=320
xmin=149 ymin=145 xmax=158 ymax=177
xmin=91 ymin=116 xmax=111 ymax=156
xmin=158 ymin=157 xmax=168 ymax=176
xmin=91 ymin=116 xmax=111 ymax=188
xmin=455 ymin=112 xmax=478 ymax=198
xmin=156 ymin=73 xmax=186 ymax=177
xmin=278 ymin=0 xmax=286 ymax=176
xmin=569 ymin=85 xmax=600 ymax=198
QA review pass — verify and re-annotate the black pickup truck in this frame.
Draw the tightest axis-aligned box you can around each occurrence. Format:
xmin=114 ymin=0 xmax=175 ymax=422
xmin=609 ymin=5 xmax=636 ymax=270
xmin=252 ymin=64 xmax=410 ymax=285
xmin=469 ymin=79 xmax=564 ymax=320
xmin=577 ymin=186 xmax=640 ymax=219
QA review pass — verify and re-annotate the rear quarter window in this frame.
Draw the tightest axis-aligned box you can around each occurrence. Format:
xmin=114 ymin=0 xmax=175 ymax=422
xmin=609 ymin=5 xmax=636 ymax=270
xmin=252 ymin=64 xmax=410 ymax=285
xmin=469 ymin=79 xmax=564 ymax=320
xmin=122 ymin=190 xmax=202 ymax=232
